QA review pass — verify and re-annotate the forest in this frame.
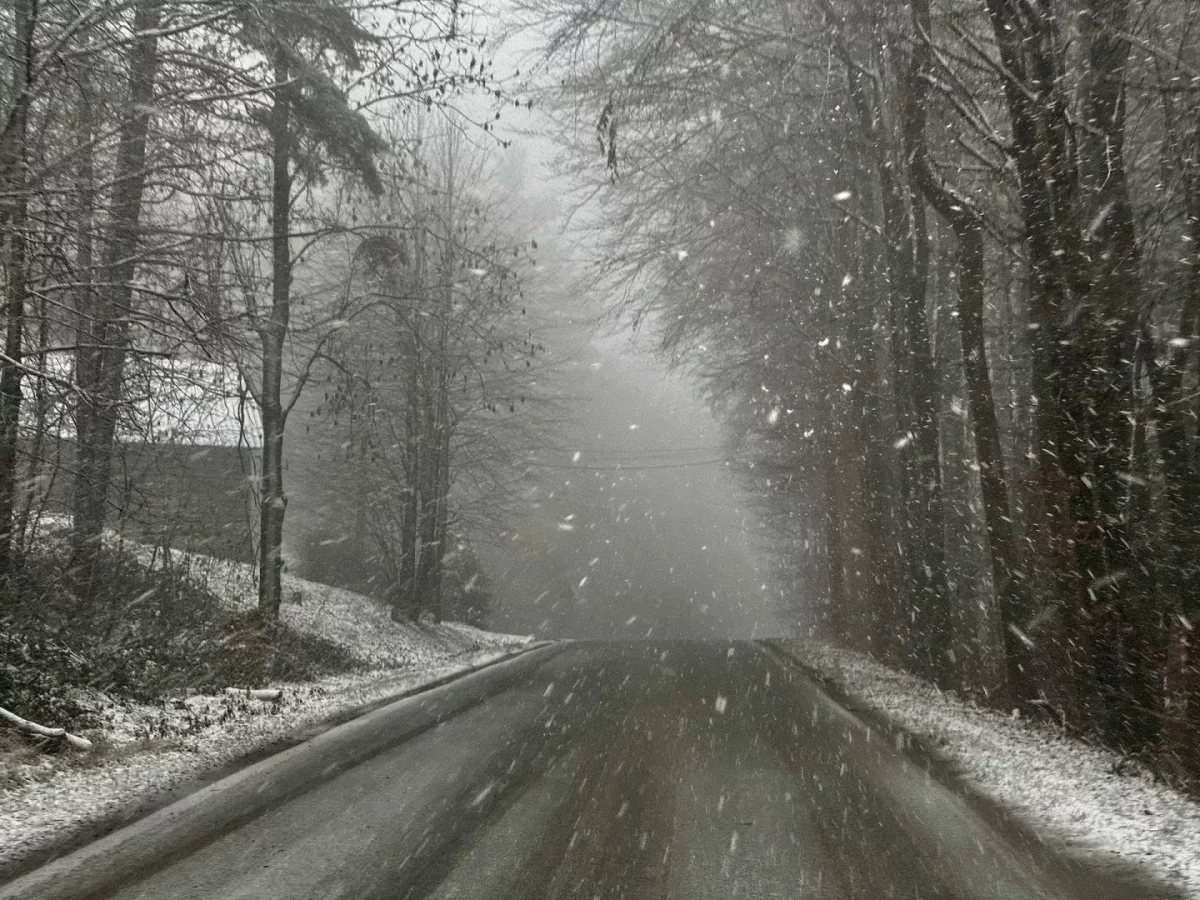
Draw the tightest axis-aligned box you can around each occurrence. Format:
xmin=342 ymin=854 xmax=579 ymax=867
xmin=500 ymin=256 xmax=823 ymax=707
xmin=0 ymin=0 xmax=540 ymax=643
xmin=3 ymin=0 xmax=1199 ymax=799
xmin=520 ymin=0 xmax=1200 ymax=787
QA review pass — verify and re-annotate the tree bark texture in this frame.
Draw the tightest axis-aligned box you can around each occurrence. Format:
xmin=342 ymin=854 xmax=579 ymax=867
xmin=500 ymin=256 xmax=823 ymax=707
xmin=71 ymin=0 xmax=163 ymax=600
xmin=0 ymin=0 xmax=36 ymax=574
xmin=258 ymin=38 xmax=292 ymax=621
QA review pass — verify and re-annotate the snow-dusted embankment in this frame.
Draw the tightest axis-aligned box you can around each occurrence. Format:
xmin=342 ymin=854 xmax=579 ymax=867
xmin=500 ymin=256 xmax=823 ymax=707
xmin=0 ymin=555 xmax=535 ymax=878
xmin=783 ymin=641 xmax=1200 ymax=899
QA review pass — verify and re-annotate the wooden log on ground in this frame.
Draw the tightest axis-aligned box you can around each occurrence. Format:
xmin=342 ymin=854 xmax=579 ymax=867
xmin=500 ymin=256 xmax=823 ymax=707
xmin=0 ymin=705 xmax=93 ymax=750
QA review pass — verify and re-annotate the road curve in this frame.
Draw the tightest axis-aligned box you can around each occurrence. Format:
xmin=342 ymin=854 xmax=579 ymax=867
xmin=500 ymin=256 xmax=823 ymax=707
xmin=9 ymin=642 xmax=1181 ymax=900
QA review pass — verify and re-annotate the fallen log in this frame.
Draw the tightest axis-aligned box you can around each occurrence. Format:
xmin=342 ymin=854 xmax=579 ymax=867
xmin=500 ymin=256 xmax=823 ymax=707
xmin=0 ymin=705 xmax=93 ymax=750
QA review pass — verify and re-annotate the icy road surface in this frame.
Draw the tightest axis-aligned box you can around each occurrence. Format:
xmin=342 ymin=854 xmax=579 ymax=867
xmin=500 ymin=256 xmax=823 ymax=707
xmin=79 ymin=643 xmax=1177 ymax=899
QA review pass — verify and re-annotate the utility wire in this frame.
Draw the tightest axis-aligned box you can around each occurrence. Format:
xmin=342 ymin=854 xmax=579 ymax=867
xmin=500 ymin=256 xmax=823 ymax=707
xmin=522 ymin=457 xmax=745 ymax=471
xmin=512 ymin=445 xmax=732 ymax=458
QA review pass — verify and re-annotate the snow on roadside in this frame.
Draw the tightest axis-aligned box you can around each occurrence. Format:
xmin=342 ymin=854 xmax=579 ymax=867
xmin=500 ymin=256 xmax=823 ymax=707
xmin=0 ymin=544 xmax=536 ymax=877
xmin=786 ymin=641 xmax=1200 ymax=899
xmin=128 ymin=545 xmax=532 ymax=669
xmin=0 ymin=648 xmax=527 ymax=875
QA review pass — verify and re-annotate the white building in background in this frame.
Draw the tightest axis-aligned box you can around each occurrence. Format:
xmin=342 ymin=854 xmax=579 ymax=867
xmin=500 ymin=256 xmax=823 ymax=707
xmin=21 ymin=352 xmax=261 ymax=449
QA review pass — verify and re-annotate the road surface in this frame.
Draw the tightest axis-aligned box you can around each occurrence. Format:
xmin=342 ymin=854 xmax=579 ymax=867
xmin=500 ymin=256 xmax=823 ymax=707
xmin=24 ymin=643 xmax=1179 ymax=899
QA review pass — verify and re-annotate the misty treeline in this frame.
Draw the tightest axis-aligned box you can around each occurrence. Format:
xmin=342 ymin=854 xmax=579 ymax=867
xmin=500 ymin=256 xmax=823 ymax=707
xmin=526 ymin=0 xmax=1200 ymax=783
xmin=0 ymin=0 xmax=536 ymax=625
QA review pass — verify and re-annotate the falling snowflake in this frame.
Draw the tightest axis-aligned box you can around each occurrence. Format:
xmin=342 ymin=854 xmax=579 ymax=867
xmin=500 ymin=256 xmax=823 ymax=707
xmin=781 ymin=226 xmax=804 ymax=254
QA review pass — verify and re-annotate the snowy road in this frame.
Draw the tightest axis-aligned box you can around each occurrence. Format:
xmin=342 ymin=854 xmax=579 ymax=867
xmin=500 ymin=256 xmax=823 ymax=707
xmin=16 ymin=643 xmax=1182 ymax=900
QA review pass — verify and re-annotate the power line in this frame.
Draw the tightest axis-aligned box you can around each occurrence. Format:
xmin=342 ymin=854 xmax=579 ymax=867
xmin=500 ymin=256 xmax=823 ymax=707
xmin=515 ymin=445 xmax=732 ymax=458
xmin=522 ymin=457 xmax=743 ymax=471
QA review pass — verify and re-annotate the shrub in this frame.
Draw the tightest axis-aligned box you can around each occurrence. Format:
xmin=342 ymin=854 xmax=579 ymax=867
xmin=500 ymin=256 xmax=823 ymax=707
xmin=1 ymin=546 xmax=361 ymax=728
xmin=0 ymin=631 xmax=97 ymax=730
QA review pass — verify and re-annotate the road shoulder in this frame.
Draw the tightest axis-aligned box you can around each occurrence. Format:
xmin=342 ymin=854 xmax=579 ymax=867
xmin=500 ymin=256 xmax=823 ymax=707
xmin=763 ymin=640 xmax=1200 ymax=899
xmin=0 ymin=641 xmax=555 ymax=892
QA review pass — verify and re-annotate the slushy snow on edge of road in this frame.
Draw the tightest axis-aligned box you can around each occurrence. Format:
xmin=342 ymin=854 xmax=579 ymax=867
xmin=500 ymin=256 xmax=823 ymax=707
xmin=0 ymin=551 xmax=534 ymax=878
xmin=787 ymin=641 xmax=1200 ymax=899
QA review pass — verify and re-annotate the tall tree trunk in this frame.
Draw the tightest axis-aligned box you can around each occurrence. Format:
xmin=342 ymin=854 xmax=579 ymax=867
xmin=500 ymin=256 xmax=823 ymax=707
xmin=844 ymin=154 xmax=900 ymax=661
xmin=68 ymin=34 xmax=96 ymax=551
xmin=70 ymin=0 xmax=162 ymax=599
xmin=899 ymin=177 xmax=951 ymax=686
xmin=820 ymin=422 xmax=848 ymax=640
xmin=425 ymin=141 xmax=459 ymax=624
xmin=258 ymin=38 xmax=292 ymax=621
xmin=427 ymin=276 xmax=454 ymax=623
xmin=986 ymin=0 xmax=1150 ymax=739
xmin=430 ymin=395 xmax=451 ymax=623
xmin=816 ymin=0 xmax=951 ymax=682
xmin=15 ymin=291 xmax=50 ymax=556
xmin=887 ymin=21 xmax=950 ymax=686
xmin=907 ymin=0 xmax=1029 ymax=703
xmin=395 ymin=381 xmax=419 ymax=622
xmin=393 ymin=222 xmax=425 ymax=623
xmin=985 ymin=0 xmax=1095 ymax=721
xmin=1075 ymin=0 xmax=1157 ymax=754
xmin=1159 ymin=106 xmax=1200 ymax=781
xmin=415 ymin=385 xmax=438 ymax=618
xmin=858 ymin=337 xmax=899 ymax=659
xmin=0 ymin=0 xmax=35 ymax=575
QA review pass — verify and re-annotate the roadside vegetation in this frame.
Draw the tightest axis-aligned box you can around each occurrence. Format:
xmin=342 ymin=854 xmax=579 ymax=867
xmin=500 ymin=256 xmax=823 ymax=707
xmin=1 ymin=545 xmax=355 ymax=738
xmin=523 ymin=0 xmax=1200 ymax=792
xmin=0 ymin=1 xmax=544 ymax=760
xmin=1 ymin=523 xmax=500 ymax=753
xmin=0 ymin=525 xmax=524 ymax=876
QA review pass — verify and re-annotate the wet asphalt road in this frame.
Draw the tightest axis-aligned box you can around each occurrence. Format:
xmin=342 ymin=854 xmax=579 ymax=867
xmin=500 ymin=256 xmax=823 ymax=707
xmin=98 ymin=642 xmax=1170 ymax=900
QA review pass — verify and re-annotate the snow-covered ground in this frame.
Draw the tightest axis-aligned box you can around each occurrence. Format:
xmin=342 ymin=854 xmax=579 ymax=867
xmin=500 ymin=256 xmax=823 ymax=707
xmin=784 ymin=641 xmax=1200 ymax=899
xmin=0 ymin=551 xmax=534 ymax=877
xmin=129 ymin=544 xmax=517 ymax=670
